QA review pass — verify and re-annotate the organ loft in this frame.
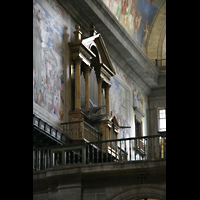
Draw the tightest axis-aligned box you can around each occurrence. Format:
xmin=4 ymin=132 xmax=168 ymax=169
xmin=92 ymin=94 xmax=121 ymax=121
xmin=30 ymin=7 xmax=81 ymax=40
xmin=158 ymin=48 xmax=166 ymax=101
xmin=67 ymin=25 xmax=120 ymax=143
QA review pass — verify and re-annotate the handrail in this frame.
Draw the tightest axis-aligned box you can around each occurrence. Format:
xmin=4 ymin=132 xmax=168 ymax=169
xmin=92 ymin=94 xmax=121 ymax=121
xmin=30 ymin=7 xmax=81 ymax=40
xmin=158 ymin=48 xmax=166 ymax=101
xmin=60 ymin=120 xmax=83 ymax=125
xmin=61 ymin=120 xmax=102 ymax=142
xmin=33 ymin=134 xmax=166 ymax=172
xmin=150 ymin=58 xmax=166 ymax=68
xmin=83 ymin=121 xmax=102 ymax=135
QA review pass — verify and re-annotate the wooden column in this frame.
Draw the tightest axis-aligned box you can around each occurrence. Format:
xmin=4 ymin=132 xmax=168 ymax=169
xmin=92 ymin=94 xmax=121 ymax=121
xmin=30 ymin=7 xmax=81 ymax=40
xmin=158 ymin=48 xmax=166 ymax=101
xmin=98 ymin=78 xmax=103 ymax=114
xmin=105 ymin=84 xmax=110 ymax=117
xmin=85 ymin=67 xmax=90 ymax=109
xmin=74 ymin=57 xmax=82 ymax=110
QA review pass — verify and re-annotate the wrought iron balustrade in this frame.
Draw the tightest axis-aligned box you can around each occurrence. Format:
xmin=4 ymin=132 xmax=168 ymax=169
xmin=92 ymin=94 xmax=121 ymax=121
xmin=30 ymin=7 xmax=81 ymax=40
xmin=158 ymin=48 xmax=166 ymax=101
xmin=33 ymin=114 xmax=70 ymax=146
xmin=33 ymin=134 xmax=166 ymax=172
xmin=151 ymin=58 xmax=166 ymax=68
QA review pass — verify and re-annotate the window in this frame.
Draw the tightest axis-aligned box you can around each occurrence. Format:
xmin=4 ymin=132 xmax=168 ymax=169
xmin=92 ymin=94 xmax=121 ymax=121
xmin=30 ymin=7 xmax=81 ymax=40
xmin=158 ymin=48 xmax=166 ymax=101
xmin=159 ymin=109 xmax=166 ymax=131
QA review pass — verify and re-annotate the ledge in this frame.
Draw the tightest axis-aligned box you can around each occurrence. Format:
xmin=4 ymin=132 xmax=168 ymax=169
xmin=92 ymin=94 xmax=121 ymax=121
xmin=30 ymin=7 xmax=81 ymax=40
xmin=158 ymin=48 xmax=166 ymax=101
xmin=133 ymin=107 xmax=145 ymax=123
xmin=33 ymin=159 xmax=166 ymax=180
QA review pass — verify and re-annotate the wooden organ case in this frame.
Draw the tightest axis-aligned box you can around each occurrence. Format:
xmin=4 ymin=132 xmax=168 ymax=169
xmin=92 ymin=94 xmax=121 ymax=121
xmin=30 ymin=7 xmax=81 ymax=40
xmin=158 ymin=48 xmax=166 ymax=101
xmin=68 ymin=25 xmax=119 ymax=143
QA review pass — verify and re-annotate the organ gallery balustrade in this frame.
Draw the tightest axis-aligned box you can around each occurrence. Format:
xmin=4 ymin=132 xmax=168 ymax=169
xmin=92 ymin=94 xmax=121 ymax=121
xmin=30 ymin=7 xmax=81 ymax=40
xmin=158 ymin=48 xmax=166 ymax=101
xmin=33 ymin=133 xmax=166 ymax=172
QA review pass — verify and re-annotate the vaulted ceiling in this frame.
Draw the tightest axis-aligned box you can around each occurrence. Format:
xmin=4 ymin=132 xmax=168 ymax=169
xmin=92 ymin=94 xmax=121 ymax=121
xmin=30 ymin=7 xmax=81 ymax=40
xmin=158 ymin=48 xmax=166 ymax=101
xmin=101 ymin=0 xmax=166 ymax=61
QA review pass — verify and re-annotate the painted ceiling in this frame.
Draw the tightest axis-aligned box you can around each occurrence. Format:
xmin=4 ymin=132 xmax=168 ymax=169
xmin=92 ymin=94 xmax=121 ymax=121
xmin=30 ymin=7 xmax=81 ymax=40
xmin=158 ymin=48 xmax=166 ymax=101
xmin=101 ymin=0 xmax=165 ymax=53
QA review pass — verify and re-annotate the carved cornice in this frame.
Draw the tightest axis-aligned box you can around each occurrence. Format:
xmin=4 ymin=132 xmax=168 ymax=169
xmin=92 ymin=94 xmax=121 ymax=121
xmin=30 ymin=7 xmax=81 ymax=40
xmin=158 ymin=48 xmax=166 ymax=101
xmin=100 ymin=70 xmax=110 ymax=85
xmin=133 ymin=107 xmax=145 ymax=123
xmin=68 ymin=41 xmax=96 ymax=66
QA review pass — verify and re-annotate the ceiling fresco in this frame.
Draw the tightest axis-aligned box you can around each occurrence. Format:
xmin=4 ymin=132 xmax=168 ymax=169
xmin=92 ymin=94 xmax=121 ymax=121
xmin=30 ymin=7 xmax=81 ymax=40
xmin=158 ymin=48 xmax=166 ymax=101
xmin=101 ymin=0 xmax=165 ymax=51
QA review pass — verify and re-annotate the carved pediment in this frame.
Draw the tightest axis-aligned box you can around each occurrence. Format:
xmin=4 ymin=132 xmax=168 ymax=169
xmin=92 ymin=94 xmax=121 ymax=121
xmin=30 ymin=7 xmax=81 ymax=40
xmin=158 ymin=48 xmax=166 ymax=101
xmin=109 ymin=116 xmax=120 ymax=133
xmin=82 ymin=33 xmax=116 ymax=77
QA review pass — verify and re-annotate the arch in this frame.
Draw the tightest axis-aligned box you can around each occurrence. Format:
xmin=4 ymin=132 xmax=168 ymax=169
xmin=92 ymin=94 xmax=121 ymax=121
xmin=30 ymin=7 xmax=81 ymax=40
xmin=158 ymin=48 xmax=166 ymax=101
xmin=146 ymin=0 xmax=166 ymax=61
xmin=109 ymin=185 xmax=166 ymax=200
xmin=90 ymin=44 xmax=102 ymax=64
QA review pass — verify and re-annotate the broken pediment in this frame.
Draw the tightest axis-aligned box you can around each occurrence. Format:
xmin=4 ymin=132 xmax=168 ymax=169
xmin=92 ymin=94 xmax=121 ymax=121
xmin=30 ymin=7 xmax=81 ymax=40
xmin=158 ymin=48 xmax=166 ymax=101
xmin=82 ymin=33 xmax=116 ymax=78
xmin=109 ymin=115 xmax=120 ymax=133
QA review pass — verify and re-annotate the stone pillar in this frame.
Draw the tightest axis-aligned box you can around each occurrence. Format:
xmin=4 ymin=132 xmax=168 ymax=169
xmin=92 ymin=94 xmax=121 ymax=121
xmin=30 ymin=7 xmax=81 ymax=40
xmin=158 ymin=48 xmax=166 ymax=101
xmin=74 ymin=57 xmax=82 ymax=110
xmin=85 ymin=67 xmax=90 ymax=109
xmin=98 ymin=78 xmax=103 ymax=114
xmin=105 ymin=84 xmax=110 ymax=117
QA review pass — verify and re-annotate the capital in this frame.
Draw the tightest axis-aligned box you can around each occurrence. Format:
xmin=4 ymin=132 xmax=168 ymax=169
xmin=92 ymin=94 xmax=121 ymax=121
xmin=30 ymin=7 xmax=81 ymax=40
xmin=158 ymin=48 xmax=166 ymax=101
xmin=74 ymin=57 xmax=82 ymax=65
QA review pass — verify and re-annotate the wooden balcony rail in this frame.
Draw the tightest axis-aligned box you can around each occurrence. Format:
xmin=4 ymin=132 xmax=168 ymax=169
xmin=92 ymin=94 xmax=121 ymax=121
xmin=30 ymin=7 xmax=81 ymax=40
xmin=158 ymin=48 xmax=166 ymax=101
xmin=33 ymin=133 xmax=166 ymax=172
xmin=61 ymin=121 xmax=102 ymax=142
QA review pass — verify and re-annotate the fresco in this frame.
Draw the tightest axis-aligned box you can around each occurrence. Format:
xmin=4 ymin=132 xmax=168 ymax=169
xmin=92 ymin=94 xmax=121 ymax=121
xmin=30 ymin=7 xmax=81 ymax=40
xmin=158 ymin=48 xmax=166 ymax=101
xmin=110 ymin=77 xmax=130 ymax=139
xmin=33 ymin=0 xmax=65 ymax=121
xmin=112 ymin=60 xmax=145 ymax=113
xmin=133 ymin=86 xmax=143 ymax=112
xmin=47 ymin=0 xmax=65 ymax=18
xmin=101 ymin=0 xmax=164 ymax=50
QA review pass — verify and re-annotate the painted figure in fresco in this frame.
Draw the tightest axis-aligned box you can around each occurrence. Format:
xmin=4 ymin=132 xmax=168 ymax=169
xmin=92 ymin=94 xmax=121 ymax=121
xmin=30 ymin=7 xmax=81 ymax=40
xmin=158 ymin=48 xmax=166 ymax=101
xmin=133 ymin=88 xmax=137 ymax=107
xmin=48 ymin=0 xmax=65 ymax=17
xmin=143 ymin=20 xmax=151 ymax=46
xmin=134 ymin=11 xmax=142 ymax=42
xmin=137 ymin=91 xmax=143 ymax=112
xmin=150 ymin=0 xmax=155 ymax=4
xmin=121 ymin=0 xmax=127 ymax=26
xmin=33 ymin=0 xmax=65 ymax=121
xmin=45 ymin=60 xmax=52 ymax=92
xmin=124 ymin=0 xmax=131 ymax=27
xmin=35 ymin=9 xmax=42 ymax=27
xmin=109 ymin=0 xmax=113 ymax=10
xmin=116 ymin=0 xmax=122 ymax=20
xmin=37 ymin=89 xmax=44 ymax=106
xmin=112 ymin=0 xmax=119 ymax=18
xmin=126 ymin=1 xmax=135 ymax=35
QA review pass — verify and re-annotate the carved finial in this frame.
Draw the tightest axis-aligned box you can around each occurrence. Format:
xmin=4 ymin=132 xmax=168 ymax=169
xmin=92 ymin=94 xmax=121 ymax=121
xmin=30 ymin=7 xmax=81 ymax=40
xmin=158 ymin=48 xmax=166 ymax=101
xmin=75 ymin=25 xmax=80 ymax=30
xmin=74 ymin=25 xmax=82 ymax=41
xmin=90 ymin=24 xmax=97 ymax=36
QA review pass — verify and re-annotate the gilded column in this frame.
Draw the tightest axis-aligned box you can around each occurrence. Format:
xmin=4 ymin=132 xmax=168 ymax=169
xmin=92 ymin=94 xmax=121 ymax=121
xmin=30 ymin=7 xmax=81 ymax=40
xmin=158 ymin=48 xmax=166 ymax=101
xmin=98 ymin=78 xmax=103 ymax=114
xmin=105 ymin=84 xmax=110 ymax=117
xmin=74 ymin=57 xmax=82 ymax=110
xmin=85 ymin=67 xmax=90 ymax=109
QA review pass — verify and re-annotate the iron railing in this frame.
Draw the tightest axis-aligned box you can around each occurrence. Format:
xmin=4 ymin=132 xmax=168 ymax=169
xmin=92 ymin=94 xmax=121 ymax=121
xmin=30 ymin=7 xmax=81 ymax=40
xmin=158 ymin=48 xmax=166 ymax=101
xmin=33 ymin=114 xmax=69 ymax=145
xmin=151 ymin=58 xmax=166 ymax=68
xmin=33 ymin=134 xmax=166 ymax=171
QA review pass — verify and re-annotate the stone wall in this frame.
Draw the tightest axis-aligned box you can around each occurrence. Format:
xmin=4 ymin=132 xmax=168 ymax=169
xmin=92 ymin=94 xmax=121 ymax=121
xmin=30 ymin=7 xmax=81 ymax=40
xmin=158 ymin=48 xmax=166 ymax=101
xmin=33 ymin=160 xmax=166 ymax=200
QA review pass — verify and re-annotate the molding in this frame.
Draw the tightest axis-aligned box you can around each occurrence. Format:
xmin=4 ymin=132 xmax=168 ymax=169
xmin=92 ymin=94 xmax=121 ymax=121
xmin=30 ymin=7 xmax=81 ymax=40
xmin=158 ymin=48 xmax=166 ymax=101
xmin=133 ymin=107 xmax=145 ymax=123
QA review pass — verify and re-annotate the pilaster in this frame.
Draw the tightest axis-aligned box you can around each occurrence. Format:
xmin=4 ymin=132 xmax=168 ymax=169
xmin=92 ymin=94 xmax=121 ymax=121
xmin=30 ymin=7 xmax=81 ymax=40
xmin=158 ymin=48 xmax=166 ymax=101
xmin=98 ymin=78 xmax=103 ymax=114
xmin=105 ymin=84 xmax=110 ymax=118
xmin=84 ymin=67 xmax=90 ymax=109
xmin=74 ymin=57 xmax=82 ymax=110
